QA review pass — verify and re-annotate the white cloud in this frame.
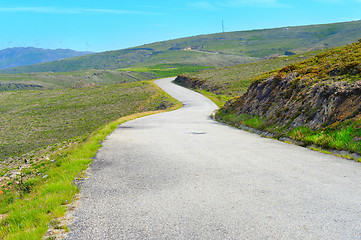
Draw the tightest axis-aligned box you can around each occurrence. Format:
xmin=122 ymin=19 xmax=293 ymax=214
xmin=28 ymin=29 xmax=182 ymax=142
xmin=0 ymin=7 xmax=158 ymax=15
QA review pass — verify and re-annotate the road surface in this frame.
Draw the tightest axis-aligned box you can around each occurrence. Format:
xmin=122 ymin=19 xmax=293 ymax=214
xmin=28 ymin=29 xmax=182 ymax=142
xmin=66 ymin=77 xmax=361 ymax=239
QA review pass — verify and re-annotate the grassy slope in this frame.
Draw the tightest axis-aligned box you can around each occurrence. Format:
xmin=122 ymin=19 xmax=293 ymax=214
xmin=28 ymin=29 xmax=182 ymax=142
xmin=2 ymin=20 xmax=361 ymax=74
xmin=0 ymin=64 xmax=214 ymax=90
xmin=0 ymin=49 xmax=245 ymax=75
xmin=0 ymin=69 xmax=156 ymax=90
xmin=0 ymin=81 xmax=174 ymax=161
xmin=120 ymin=64 xmax=213 ymax=78
xmin=0 ymin=80 xmax=181 ymax=239
xmin=216 ymin=40 xmax=361 ymax=157
xmin=135 ymin=20 xmax=361 ymax=58
xmin=183 ymin=50 xmax=323 ymax=98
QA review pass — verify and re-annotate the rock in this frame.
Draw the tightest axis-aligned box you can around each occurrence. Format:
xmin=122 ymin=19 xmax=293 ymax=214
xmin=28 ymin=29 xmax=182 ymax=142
xmin=173 ymin=75 xmax=206 ymax=89
xmin=223 ymin=73 xmax=361 ymax=130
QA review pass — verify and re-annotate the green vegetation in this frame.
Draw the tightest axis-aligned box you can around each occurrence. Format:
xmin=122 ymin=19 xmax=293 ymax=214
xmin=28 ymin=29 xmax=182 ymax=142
xmin=120 ymin=63 xmax=213 ymax=78
xmin=216 ymin=112 xmax=267 ymax=130
xmin=0 ymin=69 xmax=156 ymax=90
xmin=214 ymin=40 xmax=361 ymax=158
xmin=217 ymin=111 xmax=361 ymax=158
xmin=0 ymin=108 xmax=181 ymax=239
xmin=183 ymin=50 xmax=323 ymax=98
xmin=196 ymin=90 xmax=232 ymax=108
xmin=289 ymin=124 xmax=361 ymax=154
xmin=0 ymin=49 xmax=249 ymax=75
xmin=0 ymin=64 xmax=212 ymax=91
xmin=264 ymin=39 xmax=361 ymax=84
xmin=2 ymin=20 xmax=361 ymax=74
xmin=0 ymin=80 xmax=181 ymax=239
xmin=0 ymin=81 xmax=174 ymax=161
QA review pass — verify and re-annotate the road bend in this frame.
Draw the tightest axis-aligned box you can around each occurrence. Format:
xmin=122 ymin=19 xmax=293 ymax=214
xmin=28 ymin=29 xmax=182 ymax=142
xmin=66 ymin=77 xmax=361 ymax=239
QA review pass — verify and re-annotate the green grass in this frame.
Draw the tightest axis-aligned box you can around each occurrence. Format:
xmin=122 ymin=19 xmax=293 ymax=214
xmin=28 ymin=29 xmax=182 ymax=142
xmin=197 ymin=90 xmax=231 ymax=108
xmin=0 ymin=64 xmax=213 ymax=91
xmin=0 ymin=81 xmax=176 ymax=161
xmin=271 ymin=39 xmax=361 ymax=84
xmin=216 ymin=112 xmax=267 ymax=130
xmin=0 ymin=49 xmax=252 ymax=75
xmin=182 ymin=50 xmax=323 ymax=97
xmin=2 ymin=20 xmax=361 ymax=74
xmin=120 ymin=63 xmax=214 ymax=78
xmin=0 ymin=80 xmax=182 ymax=239
xmin=216 ymin=111 xmax=361 ymax=155
xmin=0 ymin=69 xmax=156 ymax=90
xmin=289 ymin=125 xmax=361 ymax=153
xmin=213 ymin=39 xmax=361 ymax=155
xmin=0 ymin=108 xmax=181 ymax=239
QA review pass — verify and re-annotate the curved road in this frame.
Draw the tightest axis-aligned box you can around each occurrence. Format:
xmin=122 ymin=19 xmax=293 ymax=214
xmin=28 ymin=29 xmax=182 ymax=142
xmin=66 ymin=77 xmax=361 ymax=239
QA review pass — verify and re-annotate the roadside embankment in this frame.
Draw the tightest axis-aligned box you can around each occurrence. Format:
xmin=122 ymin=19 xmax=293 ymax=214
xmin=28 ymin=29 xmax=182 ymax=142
xmin=217 ymin=40 xmax=361 ymax=158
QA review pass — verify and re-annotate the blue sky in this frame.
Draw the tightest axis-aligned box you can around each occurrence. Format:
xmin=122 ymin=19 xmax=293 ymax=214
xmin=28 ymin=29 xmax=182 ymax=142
xmin=1 ymin=0 xmax=361 ymax=52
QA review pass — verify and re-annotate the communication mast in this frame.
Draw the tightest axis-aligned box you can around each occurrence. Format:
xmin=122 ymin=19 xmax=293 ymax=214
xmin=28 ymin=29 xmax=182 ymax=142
xmin=222 ymin=20 xmax=225 ymax=33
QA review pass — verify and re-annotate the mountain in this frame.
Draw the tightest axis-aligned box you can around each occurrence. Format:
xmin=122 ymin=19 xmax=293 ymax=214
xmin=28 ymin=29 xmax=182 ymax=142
xmin=0 ymin=47 xmax=92 ymax=70
xmin=1 ymin=20 xmax=361 ymax=74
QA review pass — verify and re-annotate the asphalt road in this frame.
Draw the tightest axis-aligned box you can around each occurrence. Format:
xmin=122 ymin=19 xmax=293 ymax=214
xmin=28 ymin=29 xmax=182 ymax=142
xmin=66 ymin=77 xmax=361 ymax=239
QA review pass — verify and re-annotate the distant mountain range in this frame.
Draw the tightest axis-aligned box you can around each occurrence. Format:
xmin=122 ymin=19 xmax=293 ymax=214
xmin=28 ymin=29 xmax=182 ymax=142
xmin=1 ymin=20 xmax=361 ymax=74
xmin=0 ymin=47 xmax=92 ymax=70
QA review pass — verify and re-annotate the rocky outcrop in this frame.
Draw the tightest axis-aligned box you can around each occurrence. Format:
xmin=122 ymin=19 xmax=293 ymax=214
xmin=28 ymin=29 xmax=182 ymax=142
xmin=223 ymin=74 xmax=361 ymax=130
xmin=174 ymin=74 xmax=225 ymax=94
xmin=173 ymin=75 xmax=206 ymax=89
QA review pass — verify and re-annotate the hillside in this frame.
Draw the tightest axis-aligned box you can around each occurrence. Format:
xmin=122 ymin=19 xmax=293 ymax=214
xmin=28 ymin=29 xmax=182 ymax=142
xmin=0 ymin=81 xmax=175 ymax=162
xmin=174 ymin=50 xmax=323 ymax=99
xmin=0 ymin=69 xmax=156 ymax=91
xmin=0 ymin=47 xmax=249 ymax=75
xmin=0 ymin=47 xmax=92 ymax=70
xmin=2 ymin=20 xmax=361 ymax=74
xmin=0 ymin=64 xmax=212 ymax=91
xmin=217 ymin=40 xmax=361 ymax=155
